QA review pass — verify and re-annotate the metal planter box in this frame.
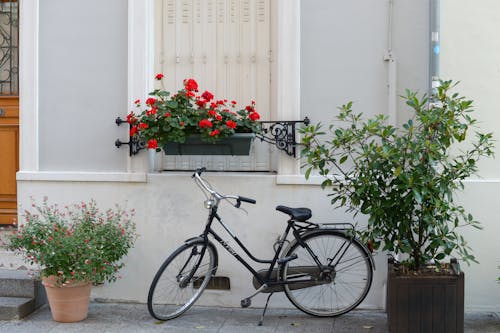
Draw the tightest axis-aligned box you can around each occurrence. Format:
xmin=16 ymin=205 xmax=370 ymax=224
xmin=163 ymin=133 xmax=255 ymax=156
xmin=387 ymin=258 xmax=464 ymax=333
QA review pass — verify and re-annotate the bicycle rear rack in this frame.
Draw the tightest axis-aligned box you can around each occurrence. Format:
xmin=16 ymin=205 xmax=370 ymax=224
xmin=316 ymin=222 xmax=356 ymax=230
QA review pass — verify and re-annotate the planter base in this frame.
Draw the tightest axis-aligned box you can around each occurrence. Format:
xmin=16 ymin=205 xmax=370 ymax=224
xmin=163 ymin=133 xmax=255 ymax=155
xmin=387 ymin=258 xmax=464 ymax=333
xmin=42 ymin=276 xmax=91 ymax=323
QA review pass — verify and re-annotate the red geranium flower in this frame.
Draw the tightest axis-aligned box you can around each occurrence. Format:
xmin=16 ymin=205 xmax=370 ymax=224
xmin=226 ymin=120 xmax=237 ymax=129
xmin=145 ymin=97 xmax=157 ymax=106
xmin=126 ymin=112 xmax=137 ymax=124
xmin=147 ymin=139 xmax=158 ymax=149
xmin=138 ymin=122 xmax=148 ymax=129
xmin=129 ymin=126 xmax=138 ymax=136
xmin=249 ymin=111 xmax=260 ymax=121
xmin=155 ymin=73 xmax=164 ymax=80
xmin=209 ymin=129 xmax=220 ymax=137
xmin=184 ymin=78 xmax=198 ymax=92
xmin=198 ymin=119 xmax=213 ymax=128
xmin=202 ymin=90 xmax=214 ymax=102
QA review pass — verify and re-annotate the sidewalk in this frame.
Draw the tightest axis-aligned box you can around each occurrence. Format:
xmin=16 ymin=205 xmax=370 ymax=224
xmin=0 ymin=301 xmax=499 ymax=333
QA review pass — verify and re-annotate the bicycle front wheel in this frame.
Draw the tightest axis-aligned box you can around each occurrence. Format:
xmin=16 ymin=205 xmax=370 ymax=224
xmin=282 ymin=230 xmax=373 ymax=317
xmin=148 ymin=240 xmax=216 ymax=320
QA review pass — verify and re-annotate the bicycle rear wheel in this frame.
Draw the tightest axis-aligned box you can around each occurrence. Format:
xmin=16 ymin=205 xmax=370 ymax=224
xmin=148 ymin=240 xmax=216 ymax=320
xmin=282 ymin=230 xmax=373 ymax=317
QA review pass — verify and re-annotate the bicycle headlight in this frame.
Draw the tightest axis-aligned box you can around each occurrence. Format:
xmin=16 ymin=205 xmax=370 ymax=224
xmin=204 ymin=199 xmax=214 ymax=209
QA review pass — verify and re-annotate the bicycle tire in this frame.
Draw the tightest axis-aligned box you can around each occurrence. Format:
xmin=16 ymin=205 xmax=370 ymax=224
xmin=281 ymin=229 xmax=373 ymax=317
xmin=148 ymin=240 xmax=217 ymax=320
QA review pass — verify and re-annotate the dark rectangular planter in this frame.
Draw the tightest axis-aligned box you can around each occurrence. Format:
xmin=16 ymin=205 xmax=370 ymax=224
xmin=163 ymin=133 xmax=255 ymax=156
xmin=387 ymin=258 xmax=464 ymax=333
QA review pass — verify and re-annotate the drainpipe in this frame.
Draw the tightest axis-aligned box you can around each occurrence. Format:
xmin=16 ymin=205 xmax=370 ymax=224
xmin=429 ymin=0 xmax=440 ymax=97
xmin=384 ymin=0 xmax=397 ymax=126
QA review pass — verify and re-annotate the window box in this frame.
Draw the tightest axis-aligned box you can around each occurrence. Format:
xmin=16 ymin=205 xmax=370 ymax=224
xmin=163 ymin=133 xmax=255 ymax=156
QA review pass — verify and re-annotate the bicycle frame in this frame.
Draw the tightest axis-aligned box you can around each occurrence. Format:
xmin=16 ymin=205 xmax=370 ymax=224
xmin=191 ymin=169 xmax=366 ymax=292
xmin=200 ymin=204 xmax=352 ymax=290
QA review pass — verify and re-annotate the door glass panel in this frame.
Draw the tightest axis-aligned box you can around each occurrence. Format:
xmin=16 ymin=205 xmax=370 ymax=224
xmin=0 ymin=0 xmax=18 ymax=96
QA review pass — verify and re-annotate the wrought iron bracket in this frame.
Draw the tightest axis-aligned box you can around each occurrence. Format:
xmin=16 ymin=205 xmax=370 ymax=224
xmin=115 ymin=116 xmax=310 ymax=157
xmin=256 ymin=117 xmax=310 ymax=157
xmin=114 ymin=117 xmax=145 ymax=156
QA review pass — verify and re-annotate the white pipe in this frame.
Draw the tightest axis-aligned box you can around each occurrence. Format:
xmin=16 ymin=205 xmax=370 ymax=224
xmin=385 ymin=0 xmax=397 ymax=126
xmin=430 ymin=0 xmax=440 ymax=96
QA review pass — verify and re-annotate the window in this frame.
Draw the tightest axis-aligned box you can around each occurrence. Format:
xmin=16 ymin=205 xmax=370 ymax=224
xmin=154 ymin=0 xmax=272 ymax=171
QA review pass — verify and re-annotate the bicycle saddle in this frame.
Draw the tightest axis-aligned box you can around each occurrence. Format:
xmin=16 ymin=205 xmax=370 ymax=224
xmin=275 ymin=205 xmax=312 ymax=222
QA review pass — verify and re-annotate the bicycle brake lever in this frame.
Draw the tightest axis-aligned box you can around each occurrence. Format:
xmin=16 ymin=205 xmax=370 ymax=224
xmin=230 ymin=199 xmax=248 ymax=215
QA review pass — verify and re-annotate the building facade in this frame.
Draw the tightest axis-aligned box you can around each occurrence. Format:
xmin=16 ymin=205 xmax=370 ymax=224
xmin=5 ymin=0 xmax=499 ymax=311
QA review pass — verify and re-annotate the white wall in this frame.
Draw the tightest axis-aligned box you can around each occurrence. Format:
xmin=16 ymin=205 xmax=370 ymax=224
xmin=15 ymin=0 xmax=500 ymax=312
xmin=17 ymin=173 xmax=387 ymax=309
xmin=441 ymin=0 xmax=500 ymax=311
xmin=38 ymin=0 xmax=128 ymax=172
xmin=301 ymin=0 xmax=430 ymax=125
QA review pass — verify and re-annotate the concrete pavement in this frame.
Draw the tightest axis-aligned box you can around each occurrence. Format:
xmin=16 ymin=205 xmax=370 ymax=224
xmin=0 ymin=301 xmax=499 ymax=333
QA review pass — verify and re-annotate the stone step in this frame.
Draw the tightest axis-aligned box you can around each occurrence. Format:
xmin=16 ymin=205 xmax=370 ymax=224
xmin=0 ymin=296 xmax=35 ymax=320
xmin=0 ymin=268 xmax=47 ymax=318
xmin=0 ymin=269 xmax=37 ymax=298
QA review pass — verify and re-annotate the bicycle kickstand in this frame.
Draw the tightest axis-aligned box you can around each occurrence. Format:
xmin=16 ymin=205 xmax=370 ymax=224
xmin=258 ymin=292 xmax=274 ymax=326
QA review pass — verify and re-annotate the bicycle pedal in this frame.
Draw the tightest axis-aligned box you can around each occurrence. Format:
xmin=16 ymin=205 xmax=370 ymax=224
xmin=277 ymin=253 xmax=298 ymax=265
xmin=241 ymin=298 xmax=251 ymax=308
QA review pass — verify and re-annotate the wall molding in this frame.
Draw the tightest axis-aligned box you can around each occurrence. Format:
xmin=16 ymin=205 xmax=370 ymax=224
xmin=17 ymin=171 xmax=147 ymax=183
xmin=19 ymin=0 xmax=39 ymax=171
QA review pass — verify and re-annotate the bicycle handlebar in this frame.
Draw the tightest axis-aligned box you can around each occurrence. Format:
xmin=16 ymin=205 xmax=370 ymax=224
xmin=192 ymin=168 xmax=256 ymax=206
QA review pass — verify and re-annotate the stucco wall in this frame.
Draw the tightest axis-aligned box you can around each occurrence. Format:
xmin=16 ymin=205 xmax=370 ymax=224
xmin=301 ymin=0 xmax=430 ymax=124
xmin=17 ymin=174 xmax=387 ymax=309
xmin=440 ymin=0 xmax=500 ymax=311
xmin=38 ymin=0 xmax=128 ymax=171
xmin=14 ymin=0 xmax=500 ymax=312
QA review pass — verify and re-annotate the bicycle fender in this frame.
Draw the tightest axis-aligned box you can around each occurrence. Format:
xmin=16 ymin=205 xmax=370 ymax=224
xmin=183 ymin=236 xmax=219 ymax=276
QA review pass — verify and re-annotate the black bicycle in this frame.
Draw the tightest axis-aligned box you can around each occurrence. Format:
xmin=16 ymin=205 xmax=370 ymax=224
xmin=147 ymin=168 xmax=375 ymax=325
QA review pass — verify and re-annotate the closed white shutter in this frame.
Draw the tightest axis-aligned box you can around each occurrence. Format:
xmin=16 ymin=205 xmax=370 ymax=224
xmin=154 ymin=0 xmax=272 ymax=171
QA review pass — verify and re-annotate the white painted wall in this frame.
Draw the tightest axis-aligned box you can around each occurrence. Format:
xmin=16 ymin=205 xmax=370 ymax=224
xmin=440 ymin=0 xmax=500 ymax=311
xmin=301 ymin=0 xmax=430 ymax=125
xmin=16 ymin=173 xmax=387 ymax=309
xmin=38 ymin=0 xmax=128 ymax=172
xmin=14 ymin=0 xmax=500 ymax=312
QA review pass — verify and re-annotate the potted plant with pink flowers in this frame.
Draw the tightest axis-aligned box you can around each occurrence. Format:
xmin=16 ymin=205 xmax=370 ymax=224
xmin=6 ymin=198 xmax=137 ymax=322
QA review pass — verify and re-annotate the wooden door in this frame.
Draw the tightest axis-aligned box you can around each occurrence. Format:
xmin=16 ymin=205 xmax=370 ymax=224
xmin=0 ymin=97 xmax=19 ymax=224
xmin=0 ymin=0 xmax=19 ymax=225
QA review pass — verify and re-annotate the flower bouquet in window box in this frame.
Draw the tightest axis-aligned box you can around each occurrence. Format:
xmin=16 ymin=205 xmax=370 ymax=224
xmin=127 ymin=74 xmax=262 ymax=156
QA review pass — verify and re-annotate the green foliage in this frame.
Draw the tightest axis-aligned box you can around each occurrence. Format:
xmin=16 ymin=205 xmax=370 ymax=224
xmin=7 ymin=198 xmax=137 ymax=285
xmin=127 ymin=75 xmax=262 ymax=149
xmin=301 ymin=80 xmax=495 ymax=271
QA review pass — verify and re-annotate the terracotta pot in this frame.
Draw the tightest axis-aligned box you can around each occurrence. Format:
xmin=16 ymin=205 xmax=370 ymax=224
xmin=41 ymin=275 xmax=91 ymax=323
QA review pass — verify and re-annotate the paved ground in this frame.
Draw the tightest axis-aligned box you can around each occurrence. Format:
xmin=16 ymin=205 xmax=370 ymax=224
xmin=0 ymin=302 xmax=499 ymax=333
